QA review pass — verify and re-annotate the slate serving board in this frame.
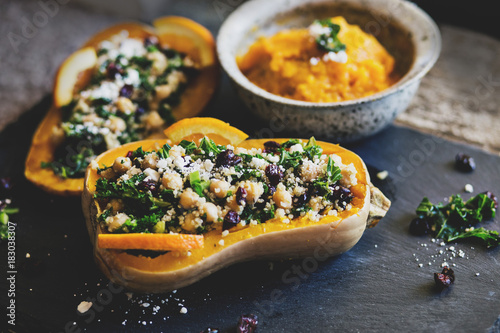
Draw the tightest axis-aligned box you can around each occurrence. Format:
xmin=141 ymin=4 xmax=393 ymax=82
xmin=1 ymin=88 xmax=499 ymax=333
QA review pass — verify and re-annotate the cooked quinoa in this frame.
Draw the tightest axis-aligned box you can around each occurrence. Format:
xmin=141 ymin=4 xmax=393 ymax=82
xmin=93 ymin=137 xmax=358 ymax=235
xmin=44 ymin=31 xmax=198 ymax=178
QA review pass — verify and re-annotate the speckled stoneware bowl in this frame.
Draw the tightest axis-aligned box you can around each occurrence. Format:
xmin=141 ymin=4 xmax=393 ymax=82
xmin=217 ymin=0 xmax=441 ymax=142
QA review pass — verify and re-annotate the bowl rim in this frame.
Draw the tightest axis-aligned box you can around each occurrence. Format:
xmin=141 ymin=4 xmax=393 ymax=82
xmin=216 ymin=0 xmax=442 ymax=109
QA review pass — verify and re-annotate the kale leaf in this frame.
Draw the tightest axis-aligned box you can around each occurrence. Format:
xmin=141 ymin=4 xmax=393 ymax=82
xmin=416 ymin=193 xmax=498 ymax=247
xmin=314 ymin=19 xmax=346 ymax=53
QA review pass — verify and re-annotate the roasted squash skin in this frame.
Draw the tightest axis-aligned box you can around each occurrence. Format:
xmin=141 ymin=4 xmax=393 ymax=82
xmin=83 ymin=138 xmax=379 ymax=293
xmin=25 ymin=17 xmax=219 ymax=196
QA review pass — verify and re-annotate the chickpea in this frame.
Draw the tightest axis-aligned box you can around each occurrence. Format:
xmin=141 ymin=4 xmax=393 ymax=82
xmin=147 ymin=51 xmax=168 ymax=75
xmin=240 ymin=181 xmax=264 ymax=204
xmin=155 ymin=85 xmax=173 ymax=101
xmin=273 ymin=188 xmax=292 ymax=209
xmin=99 ymin=168 xmax=116 ymax=180
xmin=179 ymin=188 xmax=200 ymax=209
xmin=112 ymin=157 xmax=132 ymax=174
xmin=210 ymin=179 xmax=230 ymax=199
xmin=106 ymin=198 xmax=124 ymax=212
xmin=108 ymin=116 xmax=127 ymax=133
xmin=200 ymin=202 xmax=218 ymax=222
xmin=162 ymin=173 xmax=183 ymax=191
xmin=144 ymin=111 xmax=165 ymax=132
xmin=116 ymin=97 xmax=136 ymax=114
xmin=182 ymin=213 xmax=201 ymax=232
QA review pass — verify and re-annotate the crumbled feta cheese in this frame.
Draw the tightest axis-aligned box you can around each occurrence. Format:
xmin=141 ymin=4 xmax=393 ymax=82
xmin=322 ymin=50 xmax=348 ymax=64
xmin=464 ymin=184 xmax=474 ymax=193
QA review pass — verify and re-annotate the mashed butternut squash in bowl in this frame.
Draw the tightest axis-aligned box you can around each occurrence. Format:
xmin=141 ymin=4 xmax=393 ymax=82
xmin=237 ymin=17 xmax=399 ymax=103
xmin=217 ymin=0 xmax=441 ymax=142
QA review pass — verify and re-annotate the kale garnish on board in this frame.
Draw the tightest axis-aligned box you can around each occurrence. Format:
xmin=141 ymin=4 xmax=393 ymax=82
xmin=414 ymin=192 xmax=498 ymax=247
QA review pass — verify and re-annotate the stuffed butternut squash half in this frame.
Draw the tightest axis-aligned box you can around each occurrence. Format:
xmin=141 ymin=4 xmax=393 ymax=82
xmin=25 ymin=17 xmax=218 ymax=196
xmin=83 ymin=118 xmax=390 ymax=292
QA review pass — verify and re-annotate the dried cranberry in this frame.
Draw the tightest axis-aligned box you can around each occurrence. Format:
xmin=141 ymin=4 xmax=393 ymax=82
xmin=236 ymin=186 xmax=248 ymax=205
xmin=138 ymin=180 xmax=158 ymax=193
xmin=267 ymin=185 xmax=276 ymax=195
xmin=237 ymin=314 xmax=258 ymax=333
xmin=119 ymin=84 xmax=134 ymax=98
xmin=455 ymin=153 xmax=476 ymax=172
xmin=265 ymin=164 xmax=283 ymax=186
xmin=134 ymin=106 xmax=146 ymax=122
xmin=263 ymin=141 xmax=281 ymax=154
xmin=222 ymin=211 xmax=240 ymax=231
xmin=215 ymin=150 xmax=242 ymax=168
xmin=293 ymin=193 xmax=309 ymax=207
xmin=144 ymin=36 xmax=159 ymax=47
xmin=330 ymin=186 xmax=353 ymax=209
xmin=434 ymin=266 xmax=455 ymax=289
xmin=106 ymin=62 xmax=123 ymax=79
xmin=409 ymin=217 xmax=432 ymax=236
xmin=126 ymin=151 xmax=133 ymax=158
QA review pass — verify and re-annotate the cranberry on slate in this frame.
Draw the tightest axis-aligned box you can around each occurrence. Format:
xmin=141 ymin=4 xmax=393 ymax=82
xmin=237 ymin=314 xmax=258 ymax=333
xmin=265 ymin=164 xmax=283 ymax=186
xmin=434 ymin=266 xmax=455 ymax=289
xmin=215 ymin=150 xmax=242 ymax=168
xmin=455 ymin=153 xmax=476 ymax=172
xmin=119 ymin=84 xmax=134 ymax=98
xmin=236 ymin=186 xmax=247 ymax=205
xmin=223 ymin=211 xmax=240 ymax=231
xmin=263 ymin=141 xmax=281 ymax=154
xmin=409 ymin=217 xmax=432 ymax=236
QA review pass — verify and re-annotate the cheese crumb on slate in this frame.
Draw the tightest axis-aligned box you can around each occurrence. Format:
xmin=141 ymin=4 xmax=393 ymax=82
xmin=77 ymin=301 xmax=93 ymax=313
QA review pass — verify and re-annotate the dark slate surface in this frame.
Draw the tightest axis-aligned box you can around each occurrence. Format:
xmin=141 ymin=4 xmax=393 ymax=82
xmin=1 ymin=84 xmax=500 ymax=333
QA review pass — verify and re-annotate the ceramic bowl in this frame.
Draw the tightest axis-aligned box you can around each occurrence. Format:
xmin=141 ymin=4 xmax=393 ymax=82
xmin=217 ymin=0 xmax=441 ymax=142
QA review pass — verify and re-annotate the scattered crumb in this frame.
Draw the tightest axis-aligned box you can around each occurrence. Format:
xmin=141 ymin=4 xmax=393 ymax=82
xmin=376 ymin=170 xmax=389 ymax=180
xmin=221 ymin=230 xmax=229 ymax=237
xmin=180 ymin=307 xmax=188 ymax=314
xmin=218 ymin=239 xmax=225 ymax=246
xmin=77 ymin=301 xmax=93 ymax=314
xmin=476 ymin=273 xmax=480 ymax=276
xmin=26 ymin=253 xmax=30 ymax=258
xmin=464 ymin=184 xmax=474 ymax=193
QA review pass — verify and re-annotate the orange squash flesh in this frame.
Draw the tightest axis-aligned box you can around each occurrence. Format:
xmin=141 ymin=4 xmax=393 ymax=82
xmin=25 ymin=17 xmax=219 ymax=196
xmin=98 ymin=233 xmax=204 ymax=251
xmin=83 ymin=138 xmax=371 ymax=292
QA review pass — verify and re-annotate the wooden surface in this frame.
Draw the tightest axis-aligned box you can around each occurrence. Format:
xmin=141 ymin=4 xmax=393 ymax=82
xmin=396 ymin=25 xmax=500 ymax=154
